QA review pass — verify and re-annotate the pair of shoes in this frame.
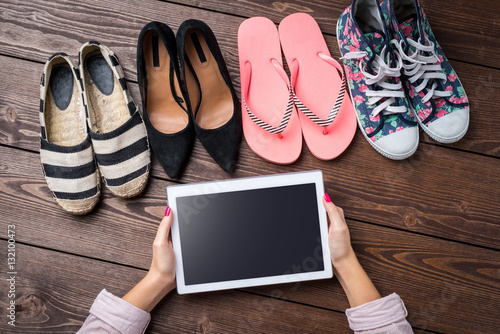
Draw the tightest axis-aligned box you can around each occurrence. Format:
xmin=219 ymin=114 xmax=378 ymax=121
xmin=40 ymin=43 xmax=151 ymax=215
xmin=238 ymin=14 xmax=357 ymax=164
xmin=337 ymin=0 xmax=469 ymax=160
xmin=137 ymin=21 xmax=242 ymax=178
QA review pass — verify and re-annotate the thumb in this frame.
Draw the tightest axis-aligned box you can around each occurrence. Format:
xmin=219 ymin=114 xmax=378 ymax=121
xmin=322 ymin=193 xmax=344 ymax=229
xmin=155 ymin=206 xmax=173 ymax=244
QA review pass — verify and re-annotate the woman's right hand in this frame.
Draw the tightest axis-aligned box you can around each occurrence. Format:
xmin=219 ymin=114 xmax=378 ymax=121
xmin=322 ymin=193 xmax=356 ymax=270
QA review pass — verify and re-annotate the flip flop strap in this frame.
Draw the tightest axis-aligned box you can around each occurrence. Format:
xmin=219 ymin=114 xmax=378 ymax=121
xmin=243 ymin=87 xmax=294 ymax=134
xmin=291 ymin=54 xmax=346 ymax=127
xmin=242 ymin=61 xmax=294 ymax=135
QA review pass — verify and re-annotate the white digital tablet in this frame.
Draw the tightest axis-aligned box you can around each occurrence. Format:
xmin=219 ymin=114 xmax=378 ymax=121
xmin=166 ymin=170 xmax=332 ymax=294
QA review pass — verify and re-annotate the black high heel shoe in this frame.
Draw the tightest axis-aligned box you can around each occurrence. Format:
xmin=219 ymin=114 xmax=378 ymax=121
xmin=176 ymin=19 xmax=242 ymax=172
xmin=137 ymin=21 xmax=195 ymax=179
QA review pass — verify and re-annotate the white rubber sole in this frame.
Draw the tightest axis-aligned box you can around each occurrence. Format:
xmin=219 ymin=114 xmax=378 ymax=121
xmin=415 ymin=75 xmax=470 ymax=144
xmin=349 ymin=93 xmax=419 ymax=160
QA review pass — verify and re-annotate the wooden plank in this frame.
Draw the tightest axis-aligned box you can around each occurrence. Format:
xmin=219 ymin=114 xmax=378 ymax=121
xmin=156 ymin=0 xmax=500 ymax=69
xmin=1 ymin=53 xmax=499 ymax=249
xmin=0 ymin=241 xmax=352 ymax=333
xmin=0 ymin=146 xmax=499 ymax=333
xmin=1 ymin=0 xmax=499 ymax=156
xmin=1 ymin=0 xmax=497 ymax=69
xmin=0 ymin=0 xmax=242 ymax=80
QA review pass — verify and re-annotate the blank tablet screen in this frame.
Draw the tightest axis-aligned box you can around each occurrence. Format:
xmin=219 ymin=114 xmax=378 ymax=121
xmin=176 ymin=183 xmax=324 ymax=285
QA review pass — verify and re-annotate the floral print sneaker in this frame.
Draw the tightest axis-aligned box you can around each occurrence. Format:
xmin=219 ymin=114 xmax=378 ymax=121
xmin=337 ymin=0 xmax=419 ymax=160
xmin=381 ymin=0 xmax=470 ymax=143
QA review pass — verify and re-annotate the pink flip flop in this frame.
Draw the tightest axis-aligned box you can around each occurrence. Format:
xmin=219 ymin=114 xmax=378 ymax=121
xmin=279 ymin=13 xmax=356 ymax=160
xmin=238 ymin=17 xmax=302 ymax=164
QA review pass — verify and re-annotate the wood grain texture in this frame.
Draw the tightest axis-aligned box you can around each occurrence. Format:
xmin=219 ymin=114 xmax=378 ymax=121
xmin=0 ymin=241 xmax=352 ymax=334
xmin=178 ymin=137 xmax=500 ymax=251
xmin=0 ymin=146 xmax=499 ymax=333
xmin=161 ymin=0 xmax=500 ymax=69
xmin=1 ymin=0 xmax=500 ymax=333
xmin=1 ymin=53 xmax=499 ymax=250
xmin=250 ymin=221 xmax=500 ymax=334
xmin=0 ymin=148 xmax=169 ymax=269
xmin=1 ymin=0 xmax=499 ymax=155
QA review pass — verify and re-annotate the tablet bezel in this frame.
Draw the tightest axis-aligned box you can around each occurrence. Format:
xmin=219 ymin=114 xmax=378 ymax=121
xmin=167 ymin=170 xmax=332 ymax=294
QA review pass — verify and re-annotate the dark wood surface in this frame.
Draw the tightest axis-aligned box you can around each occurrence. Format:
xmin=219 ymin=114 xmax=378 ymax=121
xmin=1 ymin=0 xmax=499 ymax=333
xmin=0 ymin=241 xmax=354 ymax=334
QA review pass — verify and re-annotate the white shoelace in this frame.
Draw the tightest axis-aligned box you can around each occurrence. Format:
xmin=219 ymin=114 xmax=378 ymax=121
xmin=342 ymin=46 xmax=406 ymax=118
xmin=393 ymin=36 xmax=451 ymax=103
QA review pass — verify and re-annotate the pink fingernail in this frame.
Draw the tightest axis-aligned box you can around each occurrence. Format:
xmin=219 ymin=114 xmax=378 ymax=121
xmin=165 ymin=206 xmax=171 ymax=216
xmin=324 ymin=193 xmax=331 ymax=203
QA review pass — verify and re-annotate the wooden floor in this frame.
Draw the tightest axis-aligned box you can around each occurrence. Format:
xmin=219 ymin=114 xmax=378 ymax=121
xmin=1 ymin=0 xmax=499 ymax=333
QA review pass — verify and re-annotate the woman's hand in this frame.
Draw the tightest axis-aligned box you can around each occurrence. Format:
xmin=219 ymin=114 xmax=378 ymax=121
xmin=322 ymin=193 xmax=381 ymax=307
xmin=322 ymin=193 xmax=356 ymax=270
xmin=147 ymin=207 xmax=176 ymax=291
xmin=123 ymin=207 xmax=176 ymax=312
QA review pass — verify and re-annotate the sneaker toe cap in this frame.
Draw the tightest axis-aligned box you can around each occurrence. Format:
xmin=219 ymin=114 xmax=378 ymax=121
xmin=374 ymin=126 xmax=419 ymax=160
xmin=427 ymin=108 xmax=469 ymax=143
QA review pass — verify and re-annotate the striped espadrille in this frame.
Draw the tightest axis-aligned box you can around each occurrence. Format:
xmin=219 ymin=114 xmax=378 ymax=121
xmin=79 ymin=42 xmax=150 ymax=198
xmin=39 ymin=53 xmax=100 ymax=215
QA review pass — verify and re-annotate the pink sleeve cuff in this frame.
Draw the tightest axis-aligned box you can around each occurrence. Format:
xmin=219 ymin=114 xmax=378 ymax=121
xmin=345 ymin=293 xmax=413 ymax=333
xmin=88 ymin=289 xmax=151 ymax=334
